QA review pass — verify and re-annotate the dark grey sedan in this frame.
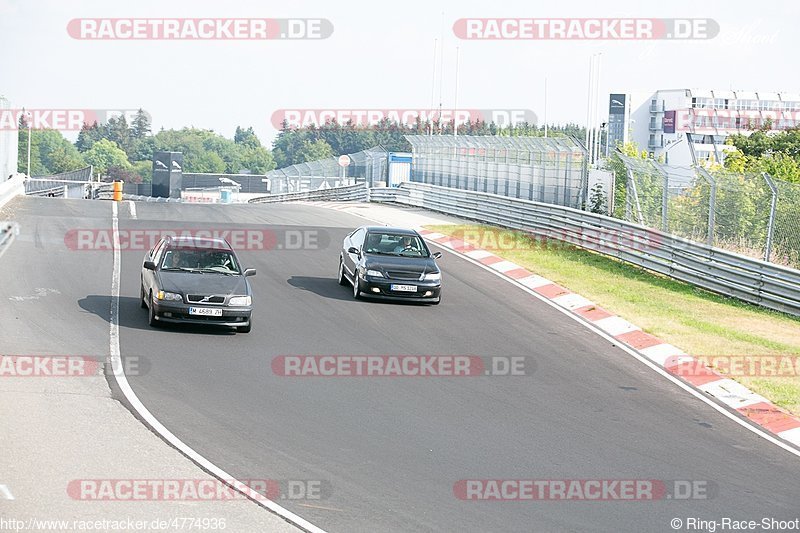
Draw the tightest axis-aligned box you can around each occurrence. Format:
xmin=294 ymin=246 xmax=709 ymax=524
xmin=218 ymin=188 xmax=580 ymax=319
xmin=338 ymin=226 xmax=442 ymax=304
xmin=141 ymin=235 xmax=256 ymax=332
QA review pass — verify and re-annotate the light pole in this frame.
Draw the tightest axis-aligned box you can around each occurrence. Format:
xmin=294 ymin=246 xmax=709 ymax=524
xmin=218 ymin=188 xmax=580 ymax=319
xmin=26 ymin=110 xmax=32 ymax=177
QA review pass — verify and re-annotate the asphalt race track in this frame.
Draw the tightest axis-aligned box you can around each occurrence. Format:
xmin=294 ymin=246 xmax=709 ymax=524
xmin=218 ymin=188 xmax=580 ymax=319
xmin=3 ymin=196 xmax=800 ymax=532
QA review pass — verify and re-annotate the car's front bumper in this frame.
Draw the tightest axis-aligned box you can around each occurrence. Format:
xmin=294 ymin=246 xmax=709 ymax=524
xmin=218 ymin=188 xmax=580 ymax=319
xmin=359 ymin=276 xmax=441 ymax=301
xmin=151 ymin=300 xmax=252 ymax=327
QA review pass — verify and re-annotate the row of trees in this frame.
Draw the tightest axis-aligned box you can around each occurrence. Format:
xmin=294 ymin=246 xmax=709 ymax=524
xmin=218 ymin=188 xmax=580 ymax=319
xmin=19 ymin=112 xmax=588 ymax=182
xmin=18 ymin=110 xmax=277 ymax=182
xmin=724 ymin=128 xmax=800 ymax=183
xmin=606 ymin=127 xmax=800 ymax=267
xmin=272 ymin=119 xmax=586 ymax=167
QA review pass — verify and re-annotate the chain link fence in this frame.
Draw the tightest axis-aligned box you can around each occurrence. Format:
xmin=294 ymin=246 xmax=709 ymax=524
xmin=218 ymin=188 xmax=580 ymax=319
xmin=405 ymin=135 xmax=588 ymax=209
xmin=263 ymin=146 xmax=388 ymax=194
xmin=24 ymin=166 xmax=95 ymax=197
xmin=619 ymin=154 xmax=800 ymax=268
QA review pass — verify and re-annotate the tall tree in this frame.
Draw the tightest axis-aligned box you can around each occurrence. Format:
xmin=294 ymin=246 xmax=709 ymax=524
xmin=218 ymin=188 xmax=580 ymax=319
xmin=131 ymin=109 xmax=151 ymax=139
xmin=83 ymin=139 xmax=131 ymax=175
xmin=76 ymin=121 xmax=104 ymax=152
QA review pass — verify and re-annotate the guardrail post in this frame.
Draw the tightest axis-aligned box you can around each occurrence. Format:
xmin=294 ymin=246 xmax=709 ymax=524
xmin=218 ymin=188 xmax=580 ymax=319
xmin=626 ymin=168 xmax=645 ymax=225
xmin=762 ymin=172 xmax=778 ymax=262
xmin=696 ymin=167 xmax=717 ymax=246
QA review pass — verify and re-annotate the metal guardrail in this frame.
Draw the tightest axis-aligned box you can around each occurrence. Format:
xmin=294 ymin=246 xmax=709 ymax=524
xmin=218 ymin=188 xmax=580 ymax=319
xmin=122 ymin=194 xmax=181 ymax=203
xmin=26 ymin=184 xmax=67 ymax=197
xmin=372 ymin=183 xmax=800 ymax=318
xmin=367 ymin=186 xmax=409 ymax=203
xmin=248 ymin=184 xmax=368 ymax=204
xmin=0 ymin=221 xmax=19 ymax=260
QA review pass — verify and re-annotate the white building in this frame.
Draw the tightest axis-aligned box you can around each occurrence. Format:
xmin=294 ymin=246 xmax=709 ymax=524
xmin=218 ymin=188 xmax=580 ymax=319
xmin=607 ymin=89 xmax=800 ymax=167
xmin=0 ymin=96 xmax=19 ymax=182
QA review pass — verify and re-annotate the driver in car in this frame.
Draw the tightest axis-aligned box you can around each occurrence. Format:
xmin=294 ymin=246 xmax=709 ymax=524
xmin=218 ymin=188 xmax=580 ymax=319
xmin=165 ymin=250 xmax=183 ymax=268
xmin=394 ymin=236 xmax=418 ymax=254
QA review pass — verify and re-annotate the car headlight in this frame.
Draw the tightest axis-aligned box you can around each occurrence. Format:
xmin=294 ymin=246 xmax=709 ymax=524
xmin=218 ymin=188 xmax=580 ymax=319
xmin=156 ymin=291 xmax=182 ymax=301
xmin=365 ymin=269 xmax=383 ymax=278
xmin=229 ymin=296 xmax=252 ymax=306
xmin=423 ymin=272 xmax=441 ymax=281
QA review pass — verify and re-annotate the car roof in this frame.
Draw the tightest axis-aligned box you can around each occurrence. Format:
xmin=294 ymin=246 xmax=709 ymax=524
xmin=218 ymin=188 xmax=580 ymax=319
xmin=165 ymin=235 xmax=233 ymax=251
xmin=363 ymin=226 xmax=418 ymax=236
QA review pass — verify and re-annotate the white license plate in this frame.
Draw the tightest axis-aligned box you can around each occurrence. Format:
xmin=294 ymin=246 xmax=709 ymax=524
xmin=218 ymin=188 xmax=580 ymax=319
xmin=390 ymin=284 xmax=418 ymax=292
xmin=189 ymin=307 xmax=223 ymax=316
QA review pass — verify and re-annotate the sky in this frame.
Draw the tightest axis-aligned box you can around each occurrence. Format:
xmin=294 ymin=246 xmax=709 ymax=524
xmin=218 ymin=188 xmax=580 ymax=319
xmin=0 ymin=0 xmax=798 ymax=145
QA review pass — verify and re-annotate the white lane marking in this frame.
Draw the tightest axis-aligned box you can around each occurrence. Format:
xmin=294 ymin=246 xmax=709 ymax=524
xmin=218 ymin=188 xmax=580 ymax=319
xmin=128 ymin=201 xmax=137 ymax=219
xmin=0 ymin=484 xmax=14 ymax=500
xmin=516 ymin=275 xmax=554 ymax=289
xmin=271 ymin=202 xmax=800 ymax=459
xmin=8 ymin=287 xmax=61 ymax=301
xmin=780 ymin=427 xmax=800 ymax=447
xmin=464 ymin=249 xmax=494 ymax=260
xmin=551 ymin=293 xmax=594 ymax=311
xmin=593 ymin=316 xmax=640 ymax=337
xmin=489 ymin=260 xmax=520 ymax=273
xmin=639 ymin=344 xmax=693 ymax=367
xmin=698 ymin=379 xmax=770 ymax=409
xmin=108 ymin=201 xmax=327 ymax=533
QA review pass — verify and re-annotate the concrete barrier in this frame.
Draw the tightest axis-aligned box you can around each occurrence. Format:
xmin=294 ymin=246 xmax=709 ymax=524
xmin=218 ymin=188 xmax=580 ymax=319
xmin=0 ymin=174 xmax=25 ymax=210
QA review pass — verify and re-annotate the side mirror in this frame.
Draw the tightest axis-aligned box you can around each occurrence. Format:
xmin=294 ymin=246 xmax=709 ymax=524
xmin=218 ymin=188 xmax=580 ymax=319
xmin=347 ymin=246 xmax=360 ymax=255
xmin=243 ymin=268 xmax=257 ymax=277
xmin=432 ymin=252 xmax=442 ymax=259
xmin=143 ymin=260 xmax=157 ymax=271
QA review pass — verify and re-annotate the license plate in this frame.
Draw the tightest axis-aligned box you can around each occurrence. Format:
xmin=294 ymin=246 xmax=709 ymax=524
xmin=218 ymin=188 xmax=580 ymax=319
xmin=390 ymin=284 xmax=417 ymax=292
xmin=189 ymin=307 xmax=223 ymax=316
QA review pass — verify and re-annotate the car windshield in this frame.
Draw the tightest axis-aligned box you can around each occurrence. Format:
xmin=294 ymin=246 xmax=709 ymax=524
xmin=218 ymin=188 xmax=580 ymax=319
xmin=161 ymin=248 xmax=240 ymax=274
xmin=364 ymin=232 xmax=428 ymax=257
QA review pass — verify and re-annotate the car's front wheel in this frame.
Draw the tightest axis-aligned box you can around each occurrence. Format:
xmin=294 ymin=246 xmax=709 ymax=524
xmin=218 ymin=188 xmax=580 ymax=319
xmin=147 ymin=291 xmax=158 ymax=327
xmin=140 ymin=284 xmax=147 ymax=309
xmin=338 ymin=258 xmax=347 ymax=286
xmin=352 ymin=274 xmax=362 ymax=300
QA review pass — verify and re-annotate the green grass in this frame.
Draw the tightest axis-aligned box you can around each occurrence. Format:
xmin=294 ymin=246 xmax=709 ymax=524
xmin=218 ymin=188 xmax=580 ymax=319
xmin=427 ymin=224 xmax=800 ymax=414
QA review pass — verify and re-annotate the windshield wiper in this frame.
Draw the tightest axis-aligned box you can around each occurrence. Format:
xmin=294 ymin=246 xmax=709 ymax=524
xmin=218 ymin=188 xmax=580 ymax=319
xmin=367 ymin=250 xmax=400 ymax=256
xmin=198 ymin=268 xmax=237 ymax=275
xmin=162 ymin=267 xmax=203 ymax=273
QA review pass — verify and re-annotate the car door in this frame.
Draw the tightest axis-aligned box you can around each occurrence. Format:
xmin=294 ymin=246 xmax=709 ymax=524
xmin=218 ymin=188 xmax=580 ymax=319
xmin=142 ymin=238 xmax=166 ymax=297
xmin=343 ymin=228 xmax=365 ymax=277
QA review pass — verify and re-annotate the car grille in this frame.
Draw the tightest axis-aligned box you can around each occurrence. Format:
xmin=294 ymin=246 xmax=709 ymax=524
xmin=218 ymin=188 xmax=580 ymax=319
xmin=386 ymin=270 xmax=422 ymax=280
xmin=186 ymin=294 xmax=226 ymax=304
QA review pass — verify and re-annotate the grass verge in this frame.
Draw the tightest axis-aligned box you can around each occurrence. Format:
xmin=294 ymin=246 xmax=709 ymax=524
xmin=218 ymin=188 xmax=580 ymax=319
xmin=426 ymin=223 xmax=800 ymax=415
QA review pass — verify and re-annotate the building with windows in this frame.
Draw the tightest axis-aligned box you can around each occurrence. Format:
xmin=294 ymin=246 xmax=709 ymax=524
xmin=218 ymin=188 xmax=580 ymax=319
xmin=0 ymin=96 xmax=19 ymax=182
xmin=607 ymin=89 xmax=800 ymax=167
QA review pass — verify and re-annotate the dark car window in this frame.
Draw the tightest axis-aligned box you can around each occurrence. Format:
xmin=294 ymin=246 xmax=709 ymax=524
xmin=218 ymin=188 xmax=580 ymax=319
xmin=365 ymin=232 xmax=429 ymax=257
xmin=161 ymin=248 xmax=241 ymax=274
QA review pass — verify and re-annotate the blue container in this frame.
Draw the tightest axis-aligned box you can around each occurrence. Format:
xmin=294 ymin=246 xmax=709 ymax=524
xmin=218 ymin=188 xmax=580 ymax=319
xmin=220 ymin=189 xmax=231 ymax=203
